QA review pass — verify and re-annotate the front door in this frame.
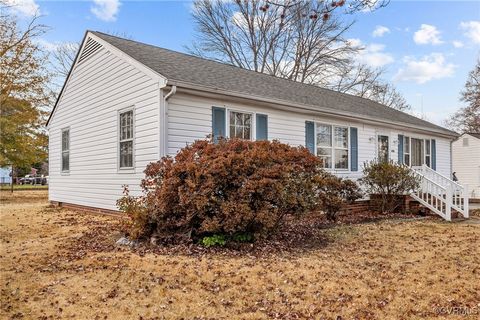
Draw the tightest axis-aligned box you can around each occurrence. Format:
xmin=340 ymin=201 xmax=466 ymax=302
xmin=377 ymin=135 xmax=389 ymax=163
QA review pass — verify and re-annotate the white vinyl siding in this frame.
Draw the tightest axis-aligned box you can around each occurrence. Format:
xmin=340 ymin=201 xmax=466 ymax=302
xmin=48 ymin=38 xmax=161 ymax=211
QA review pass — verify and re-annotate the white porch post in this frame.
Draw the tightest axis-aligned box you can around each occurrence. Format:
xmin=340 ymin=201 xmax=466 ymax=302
xmin=445 ymin=186 xmax=452 ymax=221
xmin=464 ymin=185 xmax=469 ymax=218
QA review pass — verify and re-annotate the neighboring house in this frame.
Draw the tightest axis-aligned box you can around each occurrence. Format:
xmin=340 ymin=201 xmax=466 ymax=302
xmin=0 ymin=166 xmax=12 ymax=184
xmin=47 ymin=31 xmax=459 ymax=213
xmin=452 ymin=133 xmax=480 ymax=199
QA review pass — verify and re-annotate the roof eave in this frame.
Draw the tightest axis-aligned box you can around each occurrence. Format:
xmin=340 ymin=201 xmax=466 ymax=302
xmin=167 ymin=80 xmax=459 ymax=139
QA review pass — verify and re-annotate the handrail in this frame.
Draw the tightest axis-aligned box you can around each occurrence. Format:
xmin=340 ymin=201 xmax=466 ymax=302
xmin=411 ymin=170 xmax=446 ymax=190
xmin=414 ymin=165 xmax=464 ymax=190
xmin=410 ymin=166 xmax=469 ymax=220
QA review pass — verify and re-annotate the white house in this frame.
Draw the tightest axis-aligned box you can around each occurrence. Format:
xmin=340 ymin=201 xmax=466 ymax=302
xmin=452 ymin=133 xmax=480 ymax=199
xmin=47 ymin=31 xmax=465 ymax=219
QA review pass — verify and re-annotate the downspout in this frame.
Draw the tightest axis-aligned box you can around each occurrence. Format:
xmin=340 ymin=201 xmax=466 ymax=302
xmin=161 ymin=85 xmax=176 ymax=157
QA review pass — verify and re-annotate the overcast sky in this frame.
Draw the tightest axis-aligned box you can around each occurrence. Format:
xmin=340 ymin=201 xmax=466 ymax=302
xmin=7 ymin=0 xmax=480 ymax=126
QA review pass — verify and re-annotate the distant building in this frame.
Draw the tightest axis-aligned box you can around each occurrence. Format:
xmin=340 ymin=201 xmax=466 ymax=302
xmin=452 ymin=133 xmax=480 ymax=199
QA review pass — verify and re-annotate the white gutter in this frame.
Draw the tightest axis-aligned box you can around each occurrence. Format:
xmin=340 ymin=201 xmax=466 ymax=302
xmin=161 ymin=85 xmax=176 ymax=157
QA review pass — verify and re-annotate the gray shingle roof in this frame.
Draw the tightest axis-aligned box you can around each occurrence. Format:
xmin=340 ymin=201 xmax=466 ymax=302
xmin=92 ymin=31 xmax=457 ymax=137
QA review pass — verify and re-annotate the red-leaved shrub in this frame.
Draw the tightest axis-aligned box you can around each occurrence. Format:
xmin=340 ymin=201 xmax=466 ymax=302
xmin=118 ymin=138 xmax=361 ymax=241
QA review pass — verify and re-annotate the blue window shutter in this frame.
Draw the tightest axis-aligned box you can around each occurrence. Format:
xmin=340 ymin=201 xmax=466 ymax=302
xmin=398 ymin=134 xmax=404 ymax=164
xmin=350 ymin=127 xmax=358 ymax=171
xmin=431 ymin=139 xmax=436 ymax=170
xmin=212 ymin=107 xmax=226 ymax=143
xmin=256 ymin=114 xmax=268 ymax=140
xmin=305 ymin=121 xmax=315 ymax=154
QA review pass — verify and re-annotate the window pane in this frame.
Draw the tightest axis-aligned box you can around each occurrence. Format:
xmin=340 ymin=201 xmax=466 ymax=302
xmin=425 ymin=140 xmax=431 ymax=155
xmin=317 ymin=148 xmax=332 ymax=156
xmin=334 ymin=127 xmax=348 ymax=148
xmin=411 ymin=138 xmax=424 ymax=166
xmin=235 ymin=125 xmax=243 ymax=139
xmin=426 ymin=155 xmax=431 ymax=168
xmin=243 ymin=125 xmax=251 ymax=140
xmin=229 ymin=111 xmax=251 ymax=140
xmin=62 ymin=130 xmax=69 ymax=151
xmin=120 ymin=141 xmax=133 ymax=168
xmin=404 ymin=154 xmax=410 ymax=166
xmin=377 ymin=135 xmax=389 ymax=163
xmin=244 ymin=114 xmax=251 ymax=126
xmin=62 ymin=152 xmax=69 ymax=171
xmin=318 ymin=156 xmax=332 ymax=169
xmin=404 ymin=137 xmax=410 ymax=154
xmin=316 ymin=124 xmax=331 ymax=147
xmin=335 ymin=149 xmax=348 ymax=169
xmin=120 ymin=111 xmax=133 ymax=140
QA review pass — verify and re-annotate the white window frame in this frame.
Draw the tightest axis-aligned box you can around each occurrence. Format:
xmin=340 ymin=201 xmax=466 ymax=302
xmin=227 ymin=109 xmax=255 ymax=141
xmin=61 ymin=127 xmax=70 ymax=174
xmin=118 ymin=107 xmax=135 ymax=172
xmin=314 ymin=123 xmax=350 ymax=171
xmin=403 ymin=135 xmax=433 ymax=168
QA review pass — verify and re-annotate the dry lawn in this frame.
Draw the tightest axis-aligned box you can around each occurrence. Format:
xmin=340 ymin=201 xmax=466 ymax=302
xmin=1 ymin=191 xmax=479 ymax=320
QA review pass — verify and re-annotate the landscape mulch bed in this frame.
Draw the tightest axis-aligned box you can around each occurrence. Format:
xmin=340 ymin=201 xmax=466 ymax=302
xmin=61 ymin=207 xmax=433 ymax=259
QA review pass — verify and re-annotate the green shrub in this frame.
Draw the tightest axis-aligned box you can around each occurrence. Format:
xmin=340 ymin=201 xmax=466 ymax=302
xmin=201 ymin=234 xmax=227 ymax=247
xmin=359 ymin=160 xmax=419 ymax=213
xmin=232 ymin=232 xmax=254 ymax=243
xmin=317 ymin=174 xmax=363 ymax=221
xmin=118 ymin=139 xmax=326 ymax=242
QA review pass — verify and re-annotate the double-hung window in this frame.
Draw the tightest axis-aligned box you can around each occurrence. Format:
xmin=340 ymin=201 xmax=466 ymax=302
xmin=316 ymin=124 xmax=349 ymax=170
xmin=229 ymin=111 xmax=252 ymax=140
xmin=403 ymin=136 xmax=432 ymax=167
xmin=119 ymin=110 xmax=134 ymax=169
xmin=61 ymin=129 xmax=70 ymax=172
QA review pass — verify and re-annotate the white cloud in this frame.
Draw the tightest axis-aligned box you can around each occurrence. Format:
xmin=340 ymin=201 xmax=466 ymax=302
xmin=413 ymin=24 xmax=443 ymax=45
xmin=460 ymin=21 xmax=480 ymax=44
xmin=348 ymin=39 xmax=394 ymax=68
xmin=4 ymin=0 xmax=40 ymax=16
xmin=452 ymin=40 xmax=464 ymax=48
xmin=394 ymin=53 xmax=455 ymax=84
xmin=372 ymin=25 xmax=390 ymax=38
xmin=90 ymin=0 xmax=120 ymax=22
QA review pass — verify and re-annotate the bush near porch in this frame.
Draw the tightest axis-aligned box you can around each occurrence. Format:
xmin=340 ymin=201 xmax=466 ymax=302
xmin=117 ymin=139 xmax=362 ymax=243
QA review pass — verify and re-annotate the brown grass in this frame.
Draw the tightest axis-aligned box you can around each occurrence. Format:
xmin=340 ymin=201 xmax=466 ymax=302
xmin=1 ymin=191 xmax=479 ymax=319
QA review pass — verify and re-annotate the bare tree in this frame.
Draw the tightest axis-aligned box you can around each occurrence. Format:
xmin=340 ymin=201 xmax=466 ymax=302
xmin=445 ymin=59 xmax=480 ymax=133
xmin=190 ymin=0 xmax=359 ymax=84
xmin=51 ymin=42 xmax=78 ymax=78
xmin=191 ymin=0 xmax=408 ymax=110
xmin=50 ymin=31 xmax=132 ymax=82
xmin=331 ymin=64 xmax=410 ymax=111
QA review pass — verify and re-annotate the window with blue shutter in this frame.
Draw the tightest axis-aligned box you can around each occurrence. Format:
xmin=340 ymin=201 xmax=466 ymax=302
xmin=256 ymin=114 xmax=268 ymax=140
xmin=212 ymin=107 xmax=226 ymax=143
xmin=398 ymin=134 xmax=404 ymax=164
xmin=305 ymin=121 xmax=315 ymax=154
xmin=350 ymin=127 xmax=358 ymax=171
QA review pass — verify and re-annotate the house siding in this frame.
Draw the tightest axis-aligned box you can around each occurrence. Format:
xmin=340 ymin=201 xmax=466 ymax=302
xmin=48 ymin=43 xmax=161 ymax=211
xmin=167 ymin=92 xmax=452 ymax=180
xmin=452 ymin=134 xmax=480 ymax=198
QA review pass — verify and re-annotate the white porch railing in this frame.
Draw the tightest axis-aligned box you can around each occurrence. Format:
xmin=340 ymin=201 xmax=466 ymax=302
xmin=411 ymin=165 xmax=469 ymax=221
